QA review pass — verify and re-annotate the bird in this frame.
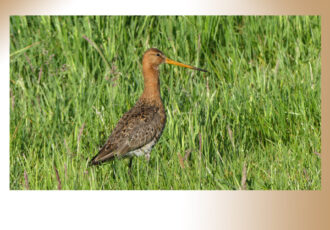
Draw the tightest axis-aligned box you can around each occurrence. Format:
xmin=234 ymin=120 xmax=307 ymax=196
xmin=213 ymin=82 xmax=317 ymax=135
xmin=89 ymin=48 xmax=207 ymax=165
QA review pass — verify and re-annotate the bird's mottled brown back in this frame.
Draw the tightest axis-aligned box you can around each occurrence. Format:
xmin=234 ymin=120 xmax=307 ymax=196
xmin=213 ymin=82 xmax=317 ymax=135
xmin=90 ymin=98 xmax=166 ymax=164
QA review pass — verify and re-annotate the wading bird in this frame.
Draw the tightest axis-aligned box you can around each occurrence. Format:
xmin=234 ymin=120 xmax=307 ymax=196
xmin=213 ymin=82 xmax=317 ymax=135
xmin=90 ymin=48 xmax=207 ymax=165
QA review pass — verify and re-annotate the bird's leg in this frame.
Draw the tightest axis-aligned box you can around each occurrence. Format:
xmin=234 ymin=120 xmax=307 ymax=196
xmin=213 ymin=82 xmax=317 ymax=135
xmin=129 ymin=158 xmax=133 ymax=169
xmin=128 ymin=157 xmax=134 ymax=177
xmin=128 ymin=158 xmax=135 ymax=186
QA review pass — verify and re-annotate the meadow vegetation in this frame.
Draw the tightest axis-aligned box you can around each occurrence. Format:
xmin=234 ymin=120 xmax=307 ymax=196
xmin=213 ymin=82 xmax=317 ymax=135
xmin=10 ymin=16 xmax=320 ymax=189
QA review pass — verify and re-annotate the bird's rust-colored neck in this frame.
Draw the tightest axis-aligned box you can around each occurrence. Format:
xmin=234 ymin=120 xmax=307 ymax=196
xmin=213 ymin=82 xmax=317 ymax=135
xmin=140 ymin=61 xmax=162 ymax=102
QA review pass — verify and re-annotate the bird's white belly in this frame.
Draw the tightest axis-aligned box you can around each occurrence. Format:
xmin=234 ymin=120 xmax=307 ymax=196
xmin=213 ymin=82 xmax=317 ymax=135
xmin=126 ymin=139 xmax=156 ymax=157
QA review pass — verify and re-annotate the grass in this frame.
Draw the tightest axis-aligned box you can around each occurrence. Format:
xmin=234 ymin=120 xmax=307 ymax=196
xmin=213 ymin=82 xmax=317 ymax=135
xmin=10 ymin=16 xmax=321 ymax=190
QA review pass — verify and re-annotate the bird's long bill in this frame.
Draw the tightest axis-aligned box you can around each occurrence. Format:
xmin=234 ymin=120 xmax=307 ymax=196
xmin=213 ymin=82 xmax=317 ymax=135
xmin=165 ymin=58 xmax=208 ymax=73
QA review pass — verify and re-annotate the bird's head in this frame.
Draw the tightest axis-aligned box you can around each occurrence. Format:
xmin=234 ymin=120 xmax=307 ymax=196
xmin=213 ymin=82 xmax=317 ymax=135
xmin=142 ymin=48 xmax=208 ymax=72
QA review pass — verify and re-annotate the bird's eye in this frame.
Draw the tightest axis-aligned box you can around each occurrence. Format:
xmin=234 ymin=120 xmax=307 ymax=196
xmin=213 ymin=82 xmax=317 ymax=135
xmin=156 ymin=53 xmax=160 ymax=57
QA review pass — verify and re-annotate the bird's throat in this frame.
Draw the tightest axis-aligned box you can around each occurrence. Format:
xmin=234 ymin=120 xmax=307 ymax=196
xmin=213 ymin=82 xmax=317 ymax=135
xmin=141 ymin=65 xmax=161 ymax=100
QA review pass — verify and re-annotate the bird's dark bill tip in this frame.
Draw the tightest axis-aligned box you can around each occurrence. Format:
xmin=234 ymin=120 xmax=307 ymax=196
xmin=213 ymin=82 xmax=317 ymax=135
xmin=194 ymin=67 xmax=208 ymax=73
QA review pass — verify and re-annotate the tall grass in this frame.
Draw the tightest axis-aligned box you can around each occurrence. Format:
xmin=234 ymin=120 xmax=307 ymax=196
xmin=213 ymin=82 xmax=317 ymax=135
xmin=10 ymin=16 xmax=321 ymax=190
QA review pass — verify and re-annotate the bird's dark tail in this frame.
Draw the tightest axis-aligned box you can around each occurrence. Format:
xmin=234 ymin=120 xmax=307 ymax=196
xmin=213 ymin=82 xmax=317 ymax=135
xmin=88 ymin=156 xmax=101 ymax=166
xmin=88 ymin=150 xmax=116 ymax=166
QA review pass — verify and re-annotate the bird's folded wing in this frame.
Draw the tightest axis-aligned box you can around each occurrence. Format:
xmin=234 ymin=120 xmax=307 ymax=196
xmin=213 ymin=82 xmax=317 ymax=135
xmin=90 ymin=103 xmax=161 ymax=164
